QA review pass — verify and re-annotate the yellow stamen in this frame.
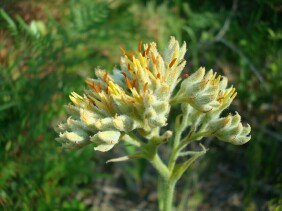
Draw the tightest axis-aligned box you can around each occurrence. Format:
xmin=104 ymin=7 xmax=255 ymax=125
xmin=217 ymin=96 xmax=224 ymax=101
xmin=214 ymin=75 xmax=221 ymax=85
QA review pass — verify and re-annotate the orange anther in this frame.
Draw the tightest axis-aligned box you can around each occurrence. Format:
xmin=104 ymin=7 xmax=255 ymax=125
xmin=97 ymin=82 xmax=102 ymax=91
xmin=86 ymin=97 xmax=96 ymax=105
xmin=106 ymin=86 xmax=109 ymax=94
xmin=151 ymin=53 xmax=156 ymax=64
xmin=89 ymin=99 xmax=96 ymax=105
xmin=143 ymin=82 xmax=148 ymax=92
xmin=125 ymin=52 xmax=134 ymax=57
xmin=125 ymin=99 xmax=135 ymax=103
xmin=85 ymin=79 xmax=92 ymax=87
xmin=145 ymin=44 xmax=151 ymax=55
xmin=132 ymin=79 xmax=137 ymax=88
xmin=169 ymin=58 xmax=177 ymax=68
xmin=181 ymin=73 xmax=189 ymax=78
xmin=120 ymin=47 xmax=126 ymax=55
xmin=128 ymin=63 xmax=131 ymax=71
xmin=156 ymin=73 xmax=161 ymax=79
xmin=85 ymin=80 xmax=100 ymax=93
xmin=125 ymin=77 xmax=132 ymax=89
xmin=121 ymin=72 xmax=127 ymax=78
xmin=93 ymin=83 xmax=100 ymax=93
xmin=138 ymin=40 xmax=142 ymax=52
xmin=103 ymin=72 xmax=108 ymax=82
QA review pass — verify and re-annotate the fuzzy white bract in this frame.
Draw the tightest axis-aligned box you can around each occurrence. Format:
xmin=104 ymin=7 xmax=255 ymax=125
xmin=55 ymin=37 xmax=251 ymax=151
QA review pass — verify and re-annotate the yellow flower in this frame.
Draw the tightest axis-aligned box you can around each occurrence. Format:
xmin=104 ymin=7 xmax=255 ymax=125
xmin=55 ymin=37 xmax=251 ymax=151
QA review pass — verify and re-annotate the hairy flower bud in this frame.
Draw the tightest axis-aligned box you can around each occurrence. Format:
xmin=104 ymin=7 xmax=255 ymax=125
xmin=55 ymin=37 xmax=251 ymax=151
xmin=90 ymin=131 xmax=121 ymax=152
xmin=214 ymin=113 xmax=251 ymax=145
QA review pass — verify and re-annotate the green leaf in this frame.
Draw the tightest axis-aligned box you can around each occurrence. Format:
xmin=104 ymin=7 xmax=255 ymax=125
xmin=0 ymin=101 xmax=17 ymax=111
xmin=0 ymin=9 xmax=18 ymax=35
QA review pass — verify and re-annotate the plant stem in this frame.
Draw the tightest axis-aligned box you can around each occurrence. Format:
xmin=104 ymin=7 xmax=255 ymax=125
xmin=158 ymin=176 xmax=164 ymax=211
xmin=168 ymin=107 xmax=190 ymax=171
xmin=121 ymin=133 xmax=143 ymax=147
xmin=176 ymin=131 xmax=209 ymax=153
xmin=162 ymin=179 xmax=176 ymax=211
xmin=150 ymin=154 xmax=175 ymax=211
xmin=150 ymin=153 xmax=170 ymax=180
xmin=143 ymin=142 xmax=174 ymax=211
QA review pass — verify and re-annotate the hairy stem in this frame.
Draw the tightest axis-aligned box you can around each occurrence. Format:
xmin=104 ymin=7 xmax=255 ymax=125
xmin=168 ymin=107 xmax=190 ymax=171
xmin=162 ymin=179 xmax=176 ymax=211
xmin=149 ymin=153 xmax=170 ymax=180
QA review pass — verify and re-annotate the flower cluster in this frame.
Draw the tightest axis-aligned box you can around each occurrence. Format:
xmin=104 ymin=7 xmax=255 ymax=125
xmin=172 ymin=67 xmax=251 ymax=145
xmin=55 ymin=37 xmax=251 ymax=151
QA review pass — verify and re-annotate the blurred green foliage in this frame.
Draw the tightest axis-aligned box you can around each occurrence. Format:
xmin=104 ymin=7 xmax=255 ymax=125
xmin=0 ymin=0 xmax=281 ymax=210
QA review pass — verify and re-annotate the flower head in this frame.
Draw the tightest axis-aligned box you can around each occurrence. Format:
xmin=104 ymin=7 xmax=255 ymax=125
xmin=55 ymin=37 xmax=251 ymax=151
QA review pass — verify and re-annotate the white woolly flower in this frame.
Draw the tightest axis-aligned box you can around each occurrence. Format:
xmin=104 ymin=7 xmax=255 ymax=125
xmin=55 ymin=37 xmax=251 ymax=151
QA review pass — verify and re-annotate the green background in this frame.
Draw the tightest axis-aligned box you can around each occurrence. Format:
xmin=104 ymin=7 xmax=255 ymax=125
xmin=0 ymin=0 xmax=281 ymax=210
